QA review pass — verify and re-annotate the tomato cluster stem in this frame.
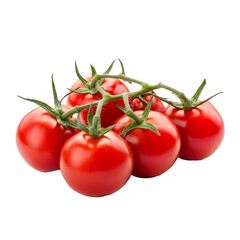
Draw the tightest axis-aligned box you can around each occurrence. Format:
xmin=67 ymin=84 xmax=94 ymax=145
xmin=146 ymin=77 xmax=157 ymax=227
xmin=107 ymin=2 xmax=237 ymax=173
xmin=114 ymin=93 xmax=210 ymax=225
xmin=61 ymin=80 xmax=163 ymax=120
xmin=61 ymin=69 xmax=220 ymax=121
xmin=61 ymin=71 xmax=189 ymax=120
xmin=93 ymin=100 xmax=104 ymax=129
xmin=90 ymin=73 xmax=144 ymax=88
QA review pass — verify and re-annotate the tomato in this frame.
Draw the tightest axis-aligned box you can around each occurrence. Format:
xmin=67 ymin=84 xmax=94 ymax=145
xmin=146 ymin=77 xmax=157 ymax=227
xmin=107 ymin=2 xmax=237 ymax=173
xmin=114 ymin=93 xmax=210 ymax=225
xmin=67 ymin=75 xmax=130 ymax=127
xmin=164 ymin=102 xmax=224 ymax=160
xmin=16 ymin=106 xmax=79 ymax=172
xmin=113 ymin=111 xmax=181 ymax=178
xmin=131 ymin=95 xmax=165 ymax=112
xmin=60 ymin=131 xmax=133 ymax=197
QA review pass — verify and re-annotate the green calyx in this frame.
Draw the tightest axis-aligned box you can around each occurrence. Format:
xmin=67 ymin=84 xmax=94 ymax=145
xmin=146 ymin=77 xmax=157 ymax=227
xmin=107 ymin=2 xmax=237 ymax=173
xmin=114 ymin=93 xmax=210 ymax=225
xmin=76 ymin=106 xmax=119 ymax=139
xmin=18 ymin=75 xmax=78 ymax=129
xmin=156 ymin=79 xmax=223 ymax=110
xmin=71 ymin=60 xmax=116 ymax=95
xmin=116 ymin=95 xmax=160 ymax=137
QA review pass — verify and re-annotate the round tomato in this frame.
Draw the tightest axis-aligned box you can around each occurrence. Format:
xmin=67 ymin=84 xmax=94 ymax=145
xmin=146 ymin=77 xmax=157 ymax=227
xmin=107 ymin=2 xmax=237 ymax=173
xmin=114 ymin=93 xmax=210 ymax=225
xmin=67 ymin=76 xmax=130 ymax=127
xmin=131 ymin=95 xmax=165 ymax=112
xmin=60 ymin=131 xmax=134 ymax=197
xmin=113 ymin=111 xmax=181 ymax=178
xmin=164 ymin=102 xmax=224 ymax=160
xmin=16 ymin=106 xmax=79 ymax=172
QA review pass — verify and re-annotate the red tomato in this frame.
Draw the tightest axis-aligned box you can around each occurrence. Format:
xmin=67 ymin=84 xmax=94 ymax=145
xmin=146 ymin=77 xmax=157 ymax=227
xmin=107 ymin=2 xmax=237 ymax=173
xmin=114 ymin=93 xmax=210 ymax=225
xmin=16 ymin=106 xmax=79 ymax=172
xmin=164 ymin=102 xmax=224 ymax=160
xmin=60 ymin=131 xmax=134 ymax=197
xmin=131 ymin=95 xmax=165 ymax=112
xmin=67 ymin=75 xmax=130 ymax=127
xmin=113 ymin=111 xmax=181 ymax=178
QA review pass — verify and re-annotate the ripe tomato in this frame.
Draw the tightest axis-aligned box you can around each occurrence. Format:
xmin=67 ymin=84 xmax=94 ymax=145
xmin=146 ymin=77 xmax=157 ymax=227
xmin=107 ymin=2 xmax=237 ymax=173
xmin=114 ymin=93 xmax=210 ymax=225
xmin=164 ymin=102 xmax=224 ymax=160
xmin=67 ymin=76 xmax=130 ymax=127
xmin=16 ymin=106 xmax=79 ymax=172
xmin=131 ymin=95 xmax=165 ymax=112
xmin=60 ymin=131 xmax=134 ymax=197
xmin=113 ymin=111 xmax=181 ymax=178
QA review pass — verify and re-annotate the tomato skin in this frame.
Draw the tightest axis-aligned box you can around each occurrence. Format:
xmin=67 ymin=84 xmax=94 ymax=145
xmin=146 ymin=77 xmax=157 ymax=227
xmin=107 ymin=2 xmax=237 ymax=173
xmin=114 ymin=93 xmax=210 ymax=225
xmin=164 ymin=102 xmax=224 ymax=160
xmin=131 ymin=95 xmax=165 ymax=112
xmin=16 ymin=106 xmax=79 ymax=172
xmin=113 ymin=111 xmax=181 ymax=178
xmin=60 ymin=131 xmax=134 ymax=197
xmin=67 ymin=76 xmax=130 ymax=127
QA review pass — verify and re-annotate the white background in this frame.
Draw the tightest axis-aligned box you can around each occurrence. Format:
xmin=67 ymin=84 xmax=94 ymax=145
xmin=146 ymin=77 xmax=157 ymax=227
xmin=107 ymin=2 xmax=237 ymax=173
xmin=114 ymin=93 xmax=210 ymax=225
xmin=1 ymin=0 xmax=239 ymax=239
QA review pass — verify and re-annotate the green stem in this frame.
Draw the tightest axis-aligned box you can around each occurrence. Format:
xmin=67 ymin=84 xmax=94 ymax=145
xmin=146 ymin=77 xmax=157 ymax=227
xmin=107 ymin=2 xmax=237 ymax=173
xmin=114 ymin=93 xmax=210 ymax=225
xmin=95 ymin=99 xmax=104 ymax=117
xmin=123 ymin=93 xmax=131 ymax=111
xmin=93 ymin=73 xmax=188 ymax=101
xmin=61 ymin=82 xmax=161 ymax=120
xmin=62 ymin=101 xmax=100 ymax=119
xmin=61 ymin=74 xmax=193 ymax=120
xmin=90 ymin=73 xmax=144 ymax=88
xmin=92 ymin=99 xmax=104 ymax=129
xmin=127 ymin=111 xmax=142 ymax=125
xmin=95 ymin=82 xmax=108 ymax=96
xmin=156 ymin=82 xmax=189 ymax=102
xmin=122 ymin=92 xmax=142 ymax=125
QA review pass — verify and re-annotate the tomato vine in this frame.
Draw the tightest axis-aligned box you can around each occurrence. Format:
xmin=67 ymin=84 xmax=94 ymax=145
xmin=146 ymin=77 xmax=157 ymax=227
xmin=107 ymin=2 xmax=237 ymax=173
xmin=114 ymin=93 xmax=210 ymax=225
xmin=18 ymin=59 xmax=222 ymax=139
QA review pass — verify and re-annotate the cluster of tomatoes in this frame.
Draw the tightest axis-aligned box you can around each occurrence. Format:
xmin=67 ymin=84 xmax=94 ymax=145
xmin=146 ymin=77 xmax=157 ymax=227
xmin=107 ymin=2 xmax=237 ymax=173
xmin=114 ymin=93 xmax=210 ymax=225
xmin=16 ymin=75 xmax=224 ymax=197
